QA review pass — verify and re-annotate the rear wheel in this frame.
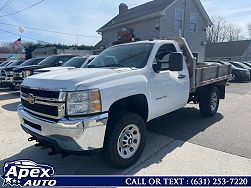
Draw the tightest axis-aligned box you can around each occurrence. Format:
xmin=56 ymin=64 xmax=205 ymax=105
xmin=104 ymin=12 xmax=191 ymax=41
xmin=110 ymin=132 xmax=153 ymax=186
xmin=199 ymin=86 xmax=219 ymax=117
xmin=102 ymin=111 xmax=146 ymax=169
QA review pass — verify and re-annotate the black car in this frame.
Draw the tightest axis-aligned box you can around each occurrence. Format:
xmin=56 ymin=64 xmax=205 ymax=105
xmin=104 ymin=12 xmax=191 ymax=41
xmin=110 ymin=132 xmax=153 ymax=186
xmin=0 ymin=60 xmax=25 ymax=87
xmin=12 ymin=54 xmax=76 ymax=87
xmin=34 ymin=56 xmax=89 ymax=74
xmin=215 ymin=61 xmax=250 ymax=82
xmin=12 ymin=57 xmax=45 ymax=87
xmin=229 ymin=62 xmax=251 ymax=80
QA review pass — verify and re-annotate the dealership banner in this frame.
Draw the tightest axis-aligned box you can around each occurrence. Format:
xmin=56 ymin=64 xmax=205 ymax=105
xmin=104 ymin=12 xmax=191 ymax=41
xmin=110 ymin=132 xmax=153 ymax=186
xmin=1 ymin=160 xmax=250 ymax=187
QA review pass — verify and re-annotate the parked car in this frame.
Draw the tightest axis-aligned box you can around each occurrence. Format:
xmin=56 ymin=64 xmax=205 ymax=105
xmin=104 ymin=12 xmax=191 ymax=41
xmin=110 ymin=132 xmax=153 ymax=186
xmin=228 ymin=62 xmax=251 ymax=80
xmin=18 ymin=38 xmax=231 ymax=168
xmin=12 ymin=57 xmax=45 ymax=87
xmin=0 ymin=60 xmax=25 ymax=87
xmin=229 ymin=64 xmax=250 ymax=82
xmin=34 ymin=55 xmax=97 ymax=74
xmin=0 ymin=61 xmax=15 ymax=86
xmin=5 ymin=57 xmax=45 ymax=88
xmin=212 ymin=61 xmax=250 ymax=82
xmin=12 ymin=55 xmax=76 ymax=88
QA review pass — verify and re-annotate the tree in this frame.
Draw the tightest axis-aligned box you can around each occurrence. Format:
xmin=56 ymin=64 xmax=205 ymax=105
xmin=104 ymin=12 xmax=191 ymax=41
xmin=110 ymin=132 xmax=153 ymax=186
xmin=23 ymin=42 xmax=93 ymax=60
xmin=207 ymin=16 xmax=244 ymax=43
xmin=248 ymin=23 xmax=251 ymax=37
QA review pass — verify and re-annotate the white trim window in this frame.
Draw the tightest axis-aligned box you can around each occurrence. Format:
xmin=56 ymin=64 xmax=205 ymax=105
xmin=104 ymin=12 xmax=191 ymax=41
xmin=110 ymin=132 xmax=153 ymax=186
xmin=189 ymin=13 xmax=199 ymax=32
xmin=174 ymin=9 xmax=184 ymax=30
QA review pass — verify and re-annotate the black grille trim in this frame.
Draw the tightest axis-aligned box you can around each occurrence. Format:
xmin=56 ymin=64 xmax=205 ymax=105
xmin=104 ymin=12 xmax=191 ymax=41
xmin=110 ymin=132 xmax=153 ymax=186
xmin=21 ymin=87 xmax=60 ymax=99
xmin=21 ymin=99 xmax=58 ymax=117
xmin=23 ymin=119 xmax=42 ymax=131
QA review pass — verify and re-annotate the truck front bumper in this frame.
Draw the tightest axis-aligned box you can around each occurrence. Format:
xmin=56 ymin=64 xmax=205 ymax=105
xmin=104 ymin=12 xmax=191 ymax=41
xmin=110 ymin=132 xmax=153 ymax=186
xmin=17 ymin=105 xmax=108 ymax=153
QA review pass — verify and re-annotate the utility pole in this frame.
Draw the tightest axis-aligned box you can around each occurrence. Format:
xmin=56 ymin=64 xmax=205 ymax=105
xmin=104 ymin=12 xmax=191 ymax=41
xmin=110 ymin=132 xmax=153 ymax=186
xmin=183 ymin=0 xmax=187 ymax=38
xmin=76 ymin=34 xmax=79 ymax=56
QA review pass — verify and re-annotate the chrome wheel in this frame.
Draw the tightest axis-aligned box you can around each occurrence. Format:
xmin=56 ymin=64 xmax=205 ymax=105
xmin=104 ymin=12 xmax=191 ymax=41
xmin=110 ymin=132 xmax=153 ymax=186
xmin=210 ymin=92 xmax=218 ymax=111
xmin=117 ymin=124 xmax=141 ymax=159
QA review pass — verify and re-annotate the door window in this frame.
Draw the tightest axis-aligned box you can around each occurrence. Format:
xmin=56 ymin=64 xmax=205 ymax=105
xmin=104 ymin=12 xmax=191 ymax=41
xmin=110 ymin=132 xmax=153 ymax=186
xmin=154 ymin=44 xmax=177 ymax=71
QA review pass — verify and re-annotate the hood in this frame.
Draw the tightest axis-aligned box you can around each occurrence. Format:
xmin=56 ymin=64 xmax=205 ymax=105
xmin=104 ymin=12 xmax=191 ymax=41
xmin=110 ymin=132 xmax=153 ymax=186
xmin=1 ymin=66 xmax=16 ymax=71
xmin=13 ymin=65 xmax=47 ymax=72
xmin=22 ymin=68 xmax=139 ymax=91
xmin=35 ymin=67 xmax=75 ymax=73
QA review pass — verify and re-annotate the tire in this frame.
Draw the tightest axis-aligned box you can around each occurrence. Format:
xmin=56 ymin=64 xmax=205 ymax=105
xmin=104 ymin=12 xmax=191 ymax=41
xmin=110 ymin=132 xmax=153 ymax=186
xmin=199 ymin=86 xmax=219 ymax=117
xmin=102 ymin=111 xmax=146 ymax=169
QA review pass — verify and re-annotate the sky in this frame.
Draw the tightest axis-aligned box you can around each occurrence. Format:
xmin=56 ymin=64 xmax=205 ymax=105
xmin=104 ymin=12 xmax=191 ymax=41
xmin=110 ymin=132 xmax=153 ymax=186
xmin=0 ymin=0 xmax=250 ymax=46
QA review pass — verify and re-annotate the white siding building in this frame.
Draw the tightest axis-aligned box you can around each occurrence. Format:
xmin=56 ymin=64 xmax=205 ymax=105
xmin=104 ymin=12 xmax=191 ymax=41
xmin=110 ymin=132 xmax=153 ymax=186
xmin=95 ymin=0 xmax=212 ymax=62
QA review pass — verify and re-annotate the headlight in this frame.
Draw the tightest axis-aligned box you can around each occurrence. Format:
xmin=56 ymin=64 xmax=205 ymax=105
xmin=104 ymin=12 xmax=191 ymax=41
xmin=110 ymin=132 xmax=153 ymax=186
xmin=22 ymin=70 xmax=31 ymax=78
xmin=66 ymin=89 xmax=101 ymax=116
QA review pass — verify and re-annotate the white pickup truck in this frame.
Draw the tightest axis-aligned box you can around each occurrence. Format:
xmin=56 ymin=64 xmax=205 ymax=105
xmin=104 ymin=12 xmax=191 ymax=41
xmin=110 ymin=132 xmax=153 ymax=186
xmin=18 ymin=38 xmax=231 ymax=168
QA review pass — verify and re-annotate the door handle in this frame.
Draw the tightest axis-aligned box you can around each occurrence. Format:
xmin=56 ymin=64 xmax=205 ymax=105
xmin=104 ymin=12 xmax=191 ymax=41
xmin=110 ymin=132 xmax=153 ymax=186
xmin=178 ymin=74 xmax=186 ymax=79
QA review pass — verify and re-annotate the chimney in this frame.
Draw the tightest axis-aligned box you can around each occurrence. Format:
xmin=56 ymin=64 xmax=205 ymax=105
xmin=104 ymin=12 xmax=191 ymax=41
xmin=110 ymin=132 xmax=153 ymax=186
xmin=119 ymin=3 xmax=128 ymax=14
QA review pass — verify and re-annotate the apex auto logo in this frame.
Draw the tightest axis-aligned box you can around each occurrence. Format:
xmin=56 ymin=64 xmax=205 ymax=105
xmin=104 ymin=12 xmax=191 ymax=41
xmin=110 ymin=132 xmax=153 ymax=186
xmin=1 ymin=160 xmax=57 ymax=187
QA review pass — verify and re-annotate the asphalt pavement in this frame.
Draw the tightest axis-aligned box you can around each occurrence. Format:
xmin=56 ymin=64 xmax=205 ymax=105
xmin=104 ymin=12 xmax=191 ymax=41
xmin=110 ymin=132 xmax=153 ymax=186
xmin=0 ymin=82 xmax=250 ymax=176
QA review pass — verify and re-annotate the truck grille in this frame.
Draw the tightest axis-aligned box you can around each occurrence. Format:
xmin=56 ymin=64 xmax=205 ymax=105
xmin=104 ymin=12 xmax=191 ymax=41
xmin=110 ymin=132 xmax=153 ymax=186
xmin=20 ymin=87 xmax=66 ymax=120
xmin=21 ymin=99 xmax=59 ymax=117
xmin=21 ymin=87 xmax=60 ymax=99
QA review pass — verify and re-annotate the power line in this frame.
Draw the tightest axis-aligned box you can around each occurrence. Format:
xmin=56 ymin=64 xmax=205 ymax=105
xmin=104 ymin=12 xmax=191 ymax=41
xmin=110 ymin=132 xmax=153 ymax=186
xmin=0 ymin=28 xmax=38 ymax=41
xmin=0 ymin=0 xmax=45 ymax=17
xmin=0 ymin=22 xmax=101 ymax=38
xmin=0 ymin=0 xmax=13 ymax=11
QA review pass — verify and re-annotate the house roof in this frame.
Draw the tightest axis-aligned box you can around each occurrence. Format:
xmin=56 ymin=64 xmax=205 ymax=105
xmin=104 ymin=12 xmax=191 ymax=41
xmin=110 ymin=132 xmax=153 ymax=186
xmin=206 ymin=40 xmax=251 ymax=58
xmin=93 ymin=40 xmax=104 ymax=50
xmin=98 ymin=0 xmax=212 ymax=32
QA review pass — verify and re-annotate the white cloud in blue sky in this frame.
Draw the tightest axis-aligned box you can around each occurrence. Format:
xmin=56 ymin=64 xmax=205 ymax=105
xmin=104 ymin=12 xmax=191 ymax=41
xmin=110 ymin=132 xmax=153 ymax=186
xmin=0 ymin=0 xmax=250 ymax=45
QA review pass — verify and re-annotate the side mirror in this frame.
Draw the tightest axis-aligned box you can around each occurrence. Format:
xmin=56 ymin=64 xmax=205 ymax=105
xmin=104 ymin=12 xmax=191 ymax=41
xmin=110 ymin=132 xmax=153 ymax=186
xmin=152 ymin=52 xmax=183 ymax=72
xmin=169 ymin=52 xmax=183 ymax=71
xmin=58 ymin=61 xmax=64 ymax=65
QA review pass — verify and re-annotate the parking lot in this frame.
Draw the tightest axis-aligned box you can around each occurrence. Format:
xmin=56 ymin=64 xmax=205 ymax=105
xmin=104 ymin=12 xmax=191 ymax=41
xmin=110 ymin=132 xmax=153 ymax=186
xmin=0 ymin=82 xmax=250 ymax=176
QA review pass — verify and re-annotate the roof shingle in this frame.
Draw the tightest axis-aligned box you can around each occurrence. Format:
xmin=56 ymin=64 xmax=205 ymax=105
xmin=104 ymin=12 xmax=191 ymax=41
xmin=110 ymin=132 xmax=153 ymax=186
xmin=98 ymin=0 xmax=176 ymax=31
xmin=206 ymin=40 xmax=251 ymax=58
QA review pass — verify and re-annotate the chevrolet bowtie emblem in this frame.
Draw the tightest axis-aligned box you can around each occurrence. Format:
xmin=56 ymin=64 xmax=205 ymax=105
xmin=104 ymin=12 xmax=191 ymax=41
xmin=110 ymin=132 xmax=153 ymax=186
xmin=27 ymin=94 xmax=35 ymax=104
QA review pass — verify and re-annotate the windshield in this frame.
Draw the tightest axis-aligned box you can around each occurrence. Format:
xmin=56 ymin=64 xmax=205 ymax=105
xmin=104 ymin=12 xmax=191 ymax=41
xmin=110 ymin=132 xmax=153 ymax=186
xmin=7 ymin=61 xmax=23 ymax=67
xmin=87 ymin=43 xmax=154 ymax=69
xmin=81 ymin=57 xmax=95 ymax=68
xmin=20 ymin=59 xmax=36 ymax=66
xmin=62 ymin=57 xmax=88 ymax=68
xmin=39 ymin=56 xmax=58 ymax=66
xmin=232 ymin=62 xmax=249 ymax=69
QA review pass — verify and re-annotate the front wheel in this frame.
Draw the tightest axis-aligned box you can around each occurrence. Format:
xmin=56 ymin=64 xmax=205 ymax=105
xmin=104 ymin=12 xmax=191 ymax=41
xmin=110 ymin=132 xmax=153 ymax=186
xmin=199 ymin=86 xmax=219 ymax=117
xmin=102 ymin=111 xmax=146 ymax=169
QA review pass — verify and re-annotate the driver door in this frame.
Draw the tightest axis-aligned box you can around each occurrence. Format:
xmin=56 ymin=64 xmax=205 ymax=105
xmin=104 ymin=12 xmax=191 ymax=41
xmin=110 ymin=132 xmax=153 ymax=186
xmin=149 ymin=44 xmax=190 ymax=119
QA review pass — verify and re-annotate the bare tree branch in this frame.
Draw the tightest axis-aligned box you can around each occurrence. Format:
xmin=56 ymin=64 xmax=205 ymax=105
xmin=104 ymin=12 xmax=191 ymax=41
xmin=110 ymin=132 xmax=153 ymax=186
xmin=207 ymin=16 xmax=244 ymax=43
